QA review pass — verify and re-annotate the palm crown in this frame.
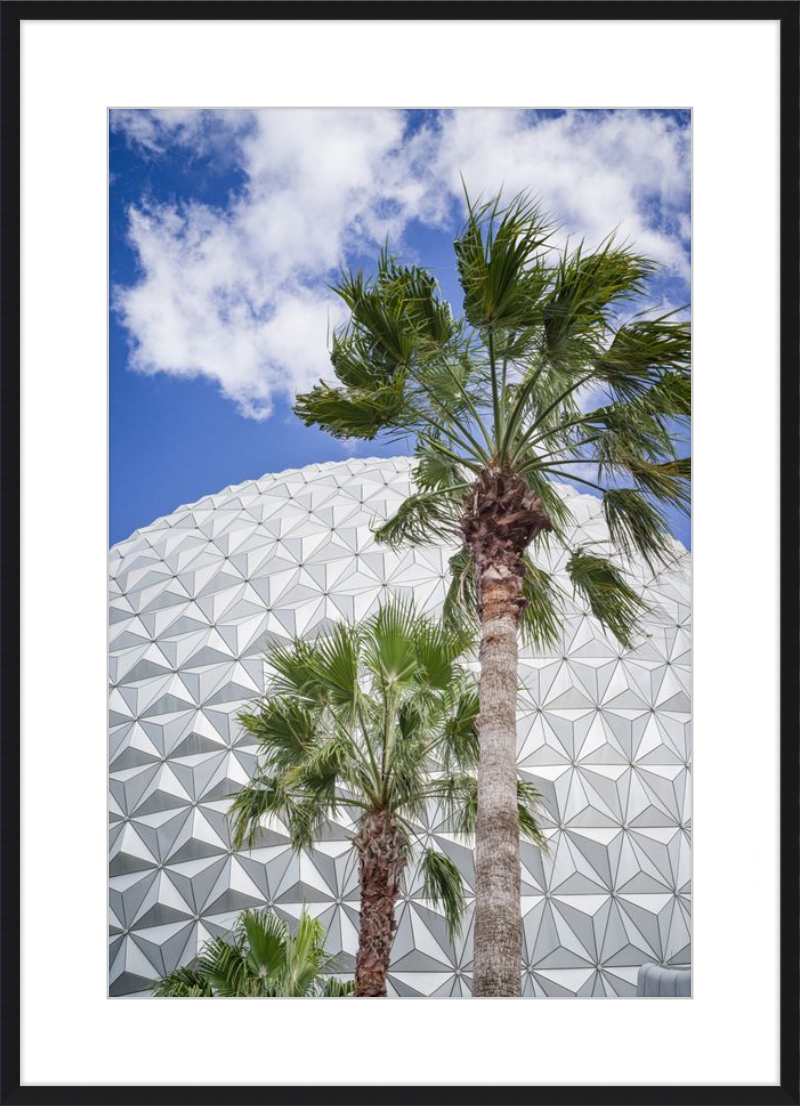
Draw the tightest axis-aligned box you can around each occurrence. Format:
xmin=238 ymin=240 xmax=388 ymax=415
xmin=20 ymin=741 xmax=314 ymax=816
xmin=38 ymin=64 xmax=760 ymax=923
xmin=295 ymin=191 xmax=690 ymax=647
xmin=228 ymin=600 xmax=545 ymax=995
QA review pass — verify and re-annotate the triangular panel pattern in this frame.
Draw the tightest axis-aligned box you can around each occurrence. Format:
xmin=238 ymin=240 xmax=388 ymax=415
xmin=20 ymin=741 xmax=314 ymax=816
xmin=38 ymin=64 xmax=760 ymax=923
xmin=110 ymin=457 xmax=691 ymax=996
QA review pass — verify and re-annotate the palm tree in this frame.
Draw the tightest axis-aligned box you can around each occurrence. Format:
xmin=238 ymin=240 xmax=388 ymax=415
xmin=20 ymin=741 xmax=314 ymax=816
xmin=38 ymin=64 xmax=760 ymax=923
xmin=152 ymin=908 xmax=354 ymax=997
xmin=293 ymin=192 xmax=691 ymax=996
xmin=228 ymin=600 xmax=545 ymax=997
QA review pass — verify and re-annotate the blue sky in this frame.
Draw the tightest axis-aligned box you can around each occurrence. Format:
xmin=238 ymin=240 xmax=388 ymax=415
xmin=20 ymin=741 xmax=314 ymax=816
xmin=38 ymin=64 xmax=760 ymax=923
xmin=110 ymin=108 xmax=691 ymax=547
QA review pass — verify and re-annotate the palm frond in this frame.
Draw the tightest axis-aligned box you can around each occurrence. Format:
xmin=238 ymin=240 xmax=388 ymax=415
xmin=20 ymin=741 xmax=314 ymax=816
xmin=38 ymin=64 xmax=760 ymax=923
xmin=643 ymin=366 xmax=691 ymax=418
xmin=566 ymin=547 xmax=648 ymax=649
xmin=372 ymin=487 xmax=461 ymax=549
xmin=282 ymin=796 xmax=331 ymax=851
xmin=266 ymin=638 xmax=321 ymax=702
xmin=151 ymin=966 xmax=213 ymax=997
xmin=371 ymin=254 xmax=456 ymax=350
xmin=629 ymin=457 xmax=691 ymax=512
xmin=439 ymin=688 xmax=480 ymax=771
xmin=228 ymin=774 xmax=289 ymax=850
xmin=363 ymin=599 xmax=420 ymax=688
xmin=195 ymin=933 xmax=249 ymax=997
xmin=420 ymin=847 xmax=467 ymax=942
xmin=517 ymin=779 xmax=548 ymax=849
xmin=603 ymin=488 xmax=675 ymax=572
xmin=519 ymin=557 xmax=563 ymax=650
xmin=587 ymin=398 xmax=676 ymax=475
xmin=442 ymin=546 xmax=479 ymax=637
xmin=542 ymin=236 xmax=656 ymax=357
xmin=282 ymin=913 xmax=333 ymax=997
xmin=240 ymin=909 xmax=288 ymax=981
xmin=238 ymin=698 xmax=316 ymax=773
xmin=427 ymin=772 xmax=479 ymax=837
xmin=412 ymin=441 xmax=468 ymax=492
xmin=455 ymin=190 xmax=553 ymax=332
xmin=412 ymin=618 xmax=472 ymax=693
xmin=594 ymin=318 xmax=691 ymax=402
xmin=307 ymin=623 xmax=360 ymax=710
xmin=319 ymin=976 xmax=356 ymax=997
xmin=518 ymin=467 xmax=575 ymax=538
xmin=294 ymin=377 xmax=410 ymax=441
xmin=329 ymin=332 xmax=386 ymax=389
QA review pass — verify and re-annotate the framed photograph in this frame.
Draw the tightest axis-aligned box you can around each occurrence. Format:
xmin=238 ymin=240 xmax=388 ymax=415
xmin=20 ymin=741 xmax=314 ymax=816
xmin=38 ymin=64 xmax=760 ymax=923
xmin=2 ymin=2 xmax=798 ymax=1103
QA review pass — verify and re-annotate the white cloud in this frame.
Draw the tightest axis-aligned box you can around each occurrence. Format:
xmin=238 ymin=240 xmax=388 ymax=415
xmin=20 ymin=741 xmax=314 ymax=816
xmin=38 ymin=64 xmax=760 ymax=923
xmin=112 ymin=108 xmax=690 ymax=420
xmin=432 ymin=109 xmax=690 ymax=273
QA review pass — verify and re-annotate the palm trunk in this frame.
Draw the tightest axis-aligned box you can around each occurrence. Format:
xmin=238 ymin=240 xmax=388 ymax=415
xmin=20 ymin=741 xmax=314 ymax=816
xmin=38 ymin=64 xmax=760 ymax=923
xmin=353 ymin=808 xmax=406 ymax=997
xmin=463 ymin=468 xmax=552 ymax=998
xmin=473 ymin=576 xmax=523 ymax=996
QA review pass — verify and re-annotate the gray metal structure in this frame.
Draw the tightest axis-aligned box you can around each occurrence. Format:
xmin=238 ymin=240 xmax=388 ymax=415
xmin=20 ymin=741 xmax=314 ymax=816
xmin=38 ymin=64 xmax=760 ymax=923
xmin=637 ymin=963 xmax=691 ymax=997
xmin=109 ymin=456 xmax=691 ymax=997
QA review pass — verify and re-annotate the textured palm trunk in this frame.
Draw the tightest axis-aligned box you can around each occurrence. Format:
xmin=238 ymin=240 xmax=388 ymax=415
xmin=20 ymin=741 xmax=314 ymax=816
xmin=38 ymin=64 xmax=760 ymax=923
xmin=463 ymin=469 xmax=552 ymax=997
xmin=353 ymin=808 xmax=406 ymax=997
xmin=473 ymin=580 xmax=523 ymax=996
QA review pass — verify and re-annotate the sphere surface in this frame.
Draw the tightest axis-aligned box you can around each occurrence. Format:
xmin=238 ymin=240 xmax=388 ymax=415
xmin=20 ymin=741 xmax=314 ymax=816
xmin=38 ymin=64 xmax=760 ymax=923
xmin=109 ymin=456 xmax=691 ymax=997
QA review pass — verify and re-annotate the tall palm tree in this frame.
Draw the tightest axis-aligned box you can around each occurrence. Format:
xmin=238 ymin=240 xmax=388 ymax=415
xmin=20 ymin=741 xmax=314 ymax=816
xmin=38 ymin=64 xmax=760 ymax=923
xmin=228 ymin=600 xmax=545 ymax=997
xmin=293 ymin=192 xmax=691 ymax=996
xmin=152 ymin=908 xmax=354 ymax=997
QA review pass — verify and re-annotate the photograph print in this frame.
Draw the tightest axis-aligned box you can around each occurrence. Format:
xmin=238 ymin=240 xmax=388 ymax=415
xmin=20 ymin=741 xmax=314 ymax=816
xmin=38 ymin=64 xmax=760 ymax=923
xmin=108 ymin=107 xmax=691 ymax=999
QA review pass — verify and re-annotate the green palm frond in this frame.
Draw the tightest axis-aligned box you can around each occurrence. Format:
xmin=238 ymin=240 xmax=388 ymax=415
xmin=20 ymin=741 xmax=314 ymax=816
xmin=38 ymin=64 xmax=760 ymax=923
xmin=294 ymin=377 xmax=409 ymax=441
xmin=442 ymin=546 xmax=479 ymax=637
xmin=371 ymin=253 xmax=456 ymax=349
xmin=282 ymin=913 xmax=332 ymax=997
xmin=542 ymin=236 xmax=656 ymax=357
xmin=517 ymin=779 xmax=548 ymax=849
xmin=228 ymin=774 xmax=289 ymax=850
xmin=282 ymin=796 xmax=331 ymax=851
xmin=412 ymin=440 xmax=470 ymax=492
xmin=363 ymin=599 xmax=420 ymax=688
xmin=241 ymin=909 xmax=288 ymax=981
xmin=329 ymin=332 xmax=386 ymax=389
xmin=594 ymin=318 xmax=691 ymax=402
xmin=266 ymin=638 xmax=320 ymax=702
xmin=372 ymin=487 xmax=462 ymax=549
xmin=336 ymin=253 xmax=456 ymax=357
xmin=588 ymin=398 xmax=676 ymax=474
xmin=413 ymin=618 xmax=472 ymax=693
xmin=455 ymin=190 xmax=553 ymax=332
xmin=566 ymin=547 xmax=648 ymax=649
xmin=603 ymin=488 xmax=675 ymax=572
xmin=519 ymin=557 xmax=563 ymax=650
xmin=439 ymin=688 xmax=480 ymax=771
xmin=238 ymin=698 xmax=316 ymax=772
xmin=151 ymin=966 xmax=213 ymax=997
xmin=643 ymin=366 xmax=691 ymax=418
xmin=629 ymin=457 xmax=691 ymax=511
xmin=320 ymin=976 xmax=356 ymax=997
xmin=517 ymin=467 xmax=575 ymax=537
xmin=420 ymin=847 xmax=467 ymax=942
xmin=196 ymin=933 xmax=249 ymax=997
xmin=307 ymin=623 xmax=360 ymax=710
xmin=428 ymin=772 xmax=479 ymax=837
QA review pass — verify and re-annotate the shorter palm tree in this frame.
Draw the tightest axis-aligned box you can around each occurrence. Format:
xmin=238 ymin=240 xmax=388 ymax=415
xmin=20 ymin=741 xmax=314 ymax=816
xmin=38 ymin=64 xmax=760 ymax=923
xmin=152 ymin=908 xmax=354 ymax=997
xmin=229 ymin=600 xmax=545 ymax=997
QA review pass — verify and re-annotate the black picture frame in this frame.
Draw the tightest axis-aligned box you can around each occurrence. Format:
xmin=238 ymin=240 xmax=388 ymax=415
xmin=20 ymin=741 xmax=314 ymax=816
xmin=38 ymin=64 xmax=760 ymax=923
xmin=1 ymin=3 xmax=798 ymax=1103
